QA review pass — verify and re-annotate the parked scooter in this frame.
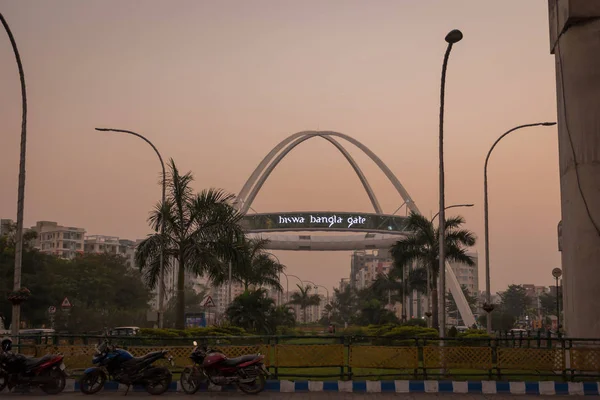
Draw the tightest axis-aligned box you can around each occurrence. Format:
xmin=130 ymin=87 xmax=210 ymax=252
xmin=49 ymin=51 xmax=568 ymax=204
xmin=79 ymin=336 xmax=174 ymax=396
xmin=0 ymin=337 xmax=67 ymax=394
xmin=179 ymin=340 xmax=269 ymax=395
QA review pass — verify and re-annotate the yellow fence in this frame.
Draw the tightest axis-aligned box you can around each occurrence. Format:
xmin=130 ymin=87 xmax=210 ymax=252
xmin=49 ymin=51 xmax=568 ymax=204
xmin=28 ymin=344 xmax=600 ymax=378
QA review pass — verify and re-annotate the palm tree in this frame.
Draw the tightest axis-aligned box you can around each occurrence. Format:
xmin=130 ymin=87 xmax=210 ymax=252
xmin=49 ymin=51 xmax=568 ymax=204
xmin=136 ymin=159 xmax=244 ymax=329
xmin=212 ymin=236 xmax=284 ymax=292
xmin=288 ymin=284 xmax=321 ymax=324
xmin=390 ymin=211 xmax=476 ymax=330
xmin=226 ymin=289 xmax=276 ymax=334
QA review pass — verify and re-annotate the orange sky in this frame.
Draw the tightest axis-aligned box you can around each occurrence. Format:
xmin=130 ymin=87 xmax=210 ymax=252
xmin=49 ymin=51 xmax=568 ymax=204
xmin=0 ymin=0 xmax=560 ymax=294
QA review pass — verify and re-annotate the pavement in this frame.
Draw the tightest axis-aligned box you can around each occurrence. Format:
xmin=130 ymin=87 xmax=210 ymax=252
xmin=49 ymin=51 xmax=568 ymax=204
xmin=0 ymin=394 xmax=593 ymax=399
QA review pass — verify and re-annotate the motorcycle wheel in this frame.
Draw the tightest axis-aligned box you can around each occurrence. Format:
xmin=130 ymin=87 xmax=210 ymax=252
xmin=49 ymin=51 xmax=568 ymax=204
xmin=0 ymin=372 xmax=8 ymax=392
xmin=145 ymin=368 xmax=172 ymax=396
xmin=80 ymin=369 xmax=107 ymax=395
xmin=39 ymin=369 xmax=67 ymax=395
xmin=236 ymin=373 xmax=266 ymax=395
xmin=179 ymin=367 xmax=201 ymax=395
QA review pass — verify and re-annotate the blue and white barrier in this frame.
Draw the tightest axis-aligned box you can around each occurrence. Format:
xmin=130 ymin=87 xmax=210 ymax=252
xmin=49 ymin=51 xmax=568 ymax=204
xmin=62 ymin=379 xmax=600 ymax=395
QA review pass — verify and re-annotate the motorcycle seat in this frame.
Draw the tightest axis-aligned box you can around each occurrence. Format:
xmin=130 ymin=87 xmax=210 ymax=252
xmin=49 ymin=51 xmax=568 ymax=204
xmin=24 ymin=354 xmax=53 ymax=368
xmin=127 ymin=351 xmax=164 ymax=364
xmin=222 ymin=354 xmax=259 ymax=367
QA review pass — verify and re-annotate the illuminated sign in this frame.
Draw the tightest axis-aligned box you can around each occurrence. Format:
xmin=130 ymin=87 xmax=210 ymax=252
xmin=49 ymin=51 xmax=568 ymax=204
xmin=241 ymin=212 xmax=408 ymax=233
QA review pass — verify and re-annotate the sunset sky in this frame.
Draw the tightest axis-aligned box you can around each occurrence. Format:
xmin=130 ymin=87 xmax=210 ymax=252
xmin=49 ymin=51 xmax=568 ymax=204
xmin=0 ymin=0 xmax=560 ymax=294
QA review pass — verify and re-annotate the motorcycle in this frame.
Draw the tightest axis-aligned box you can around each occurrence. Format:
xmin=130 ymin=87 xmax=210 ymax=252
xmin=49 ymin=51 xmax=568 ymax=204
xmin=0 ymin=338 xmax=67 ymax=395
xmin=179 ymin=340 xmax=270 ymax=395
xmin=79 ymin=338 xmax=174 ymax=396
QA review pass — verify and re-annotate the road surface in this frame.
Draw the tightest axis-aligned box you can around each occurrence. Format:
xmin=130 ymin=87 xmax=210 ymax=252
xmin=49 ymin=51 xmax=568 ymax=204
xmin=1 ymin=393 xmax=590 ymax=399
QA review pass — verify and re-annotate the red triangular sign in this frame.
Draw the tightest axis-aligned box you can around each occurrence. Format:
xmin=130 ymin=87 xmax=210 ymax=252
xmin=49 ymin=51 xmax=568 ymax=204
xmin=203 ymin=296 xmax=215 ymax=308
xmin=61 ymin=297 xmax=72 ymax=308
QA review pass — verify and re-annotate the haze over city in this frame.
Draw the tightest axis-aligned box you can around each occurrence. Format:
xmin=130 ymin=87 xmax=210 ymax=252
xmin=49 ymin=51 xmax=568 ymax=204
xmin=0 ymin=0 xmax=560 ymax=294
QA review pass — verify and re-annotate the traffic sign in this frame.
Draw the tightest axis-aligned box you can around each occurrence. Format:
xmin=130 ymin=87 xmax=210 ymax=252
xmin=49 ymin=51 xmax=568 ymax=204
xmin=61 ymin=297 xmax=72 ymax=308
xmin=48 ymin=306 xmax=56 ymax=314
xmin=203 ymin=296 xmax=215 ymax=308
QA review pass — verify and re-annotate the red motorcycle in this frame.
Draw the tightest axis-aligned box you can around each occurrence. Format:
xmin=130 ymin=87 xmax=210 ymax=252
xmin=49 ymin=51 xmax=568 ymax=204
xmin=0 ymin=338 xmax=67 ymax=394
xmin=179 ymin=341 xmax=269 ymax=395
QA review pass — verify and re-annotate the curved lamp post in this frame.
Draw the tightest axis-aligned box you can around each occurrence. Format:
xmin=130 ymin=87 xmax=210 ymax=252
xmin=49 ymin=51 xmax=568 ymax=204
xmin=1 ymin=13 xmax=28 ymax=338
xmin=95 ymin=128 xmax=167 ymax=328
xmin=483 ymin=122 xmax=557 ymax=334
xmin=285 ymin=273 xmax=304 ymax=304
xmin=438 ymin=29 xmax=463 ymax=337
xmin=431 ymin=203 xmax=474 ymax=223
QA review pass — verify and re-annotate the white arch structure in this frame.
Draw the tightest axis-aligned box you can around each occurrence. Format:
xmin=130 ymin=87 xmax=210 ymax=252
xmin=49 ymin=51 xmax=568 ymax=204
xmin=235 ymin=131 xmax=475 ymax=327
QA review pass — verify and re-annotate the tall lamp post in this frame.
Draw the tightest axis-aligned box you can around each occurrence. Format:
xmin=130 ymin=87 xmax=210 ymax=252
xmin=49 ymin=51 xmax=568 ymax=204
xmin=483 ymin=122 xmax=557 ymax=334
xmin=552 ymin=268 xmax=562 ymax=333
xmin=1 ymin=13 xmax=28 ymax=338
xmin=438 ymin=29 xmax=463 ymax=337
xmin=95 ymin=128 xmax=167 ymax=328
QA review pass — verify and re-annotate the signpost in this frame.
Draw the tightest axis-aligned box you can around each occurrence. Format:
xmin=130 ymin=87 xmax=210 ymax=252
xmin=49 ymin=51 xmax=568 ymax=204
xmin=61 ymin=297 xmax=72 ymax=309
xmin=240 ymin=212 xmax=408 ymax=233
xmin=203 ymin=296 xmax=215 ymax=325
xmin=48 ymin=306 xmax=56 ymax=329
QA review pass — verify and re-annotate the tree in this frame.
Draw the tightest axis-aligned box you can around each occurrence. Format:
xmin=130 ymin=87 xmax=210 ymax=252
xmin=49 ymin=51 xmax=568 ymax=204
xmin=477 ymin=305 xmax=517 ymax=331
xmin=446 ymin=285 xmax=478 ymax=325
xmin=0 ymin=242 xmax=152 ymax=331
xmin=162 ymin=282 xmax=209 ymax=328
xmin=355 ymin=289 xmax=399 ymax=325
xmin=500 ymin=285 xmax=531 ymax=319
xmin=212 ymin=237 xmax=284 ymax=292
xmin=135 ymin=159 xmax=244 ymax=329
xmin=288 ymin=284 xmax=321 ymax=323
xmin=329 ymin=286 xmax=358 ymax=325
xmin=390 ymin=212 xmax=476 ymax=329
xmin=539 ymin=292 xmax=558 ymax=317
xmin=225 ymin=289 xmax=273 ymax=334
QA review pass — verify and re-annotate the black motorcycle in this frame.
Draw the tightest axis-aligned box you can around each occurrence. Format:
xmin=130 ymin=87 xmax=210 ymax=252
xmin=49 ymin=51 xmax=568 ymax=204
xmin=0 ymin=338 xmax=67 ymax=394
xmin=79 ymin=338 xmax=173 ymax=395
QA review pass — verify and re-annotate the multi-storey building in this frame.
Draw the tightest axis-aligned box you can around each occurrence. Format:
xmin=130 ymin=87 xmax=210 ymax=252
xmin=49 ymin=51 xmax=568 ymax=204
xmin=449 ymin=252 xmax=479 ymax=295
xmin=84 ymin=235 xmax=136 ymax=267
xmin=350 ymin=249 xmax=393 ymax=287
xmin=209 ymin=281 xmax=245 ymax=315
xmin=31 ymin=221 xmax=85 ymax=259
xmin=1 ymin=219 xmax=13 ymax=236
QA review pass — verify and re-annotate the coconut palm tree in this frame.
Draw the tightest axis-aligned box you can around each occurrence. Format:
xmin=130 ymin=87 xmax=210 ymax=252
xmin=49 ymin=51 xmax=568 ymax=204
xmin=212 ymin=236 xmax=284 ymax=292
xmin=390 ymin=211 xmax=476 ymax=330
xmin=135 ymin=159 xmax=244 ymax=329
xmin=288 ymin=284 xmax=321 ymax=324
xmin=226 ymin=289 xmax=275 ymax=333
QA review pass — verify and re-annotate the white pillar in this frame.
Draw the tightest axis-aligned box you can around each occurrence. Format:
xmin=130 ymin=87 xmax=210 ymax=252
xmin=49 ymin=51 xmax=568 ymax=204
xmin=548 ymin=1 xmax=600 ymax=337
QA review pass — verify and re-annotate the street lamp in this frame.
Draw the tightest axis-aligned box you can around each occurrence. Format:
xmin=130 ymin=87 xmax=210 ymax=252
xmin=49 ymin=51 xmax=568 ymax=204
xmin=438 ymin=28 xmax=463 ymax=337
xmin=284 ymin=273 xmax=304 ymax=304
xmin=430 ymin=203 xmax=474 ymax=223
xmin=1 ymin=13 xmax=28 ymax=338
xmin=483 ymin=122 xmax=557 ymax=334
xmin=95 ymin=128 xmax=167 ymax=328
xmin=552 ymin=267 xmax=562 ymax=333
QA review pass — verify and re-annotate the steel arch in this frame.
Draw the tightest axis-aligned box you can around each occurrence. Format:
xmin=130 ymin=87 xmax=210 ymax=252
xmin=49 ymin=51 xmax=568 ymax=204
xmin=236 ymin=131 xmax=417 ymax=215
xmin=236 ymin=131 xmax=475 ymax=327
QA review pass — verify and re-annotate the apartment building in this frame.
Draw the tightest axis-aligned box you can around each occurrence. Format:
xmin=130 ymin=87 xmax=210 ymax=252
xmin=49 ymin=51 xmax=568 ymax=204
xmin=31 ymin=221 xmax=86 ymax=259
xmin=84 ymin=235 xmax=136 ymax=267
xmin=449 ymin=252 xmax=479 ymax=295
xmin=350 ymin=249 xmax=393 ymax=287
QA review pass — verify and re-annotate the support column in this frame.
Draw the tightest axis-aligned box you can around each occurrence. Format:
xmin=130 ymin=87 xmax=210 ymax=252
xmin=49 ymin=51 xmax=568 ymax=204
xmin=548 ymin=0 xmax=600 ymax=337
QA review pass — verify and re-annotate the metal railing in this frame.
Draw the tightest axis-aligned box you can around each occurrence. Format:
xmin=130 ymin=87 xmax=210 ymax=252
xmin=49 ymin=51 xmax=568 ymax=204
xmin=12 ymin=333 xmax=600 ymax=381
